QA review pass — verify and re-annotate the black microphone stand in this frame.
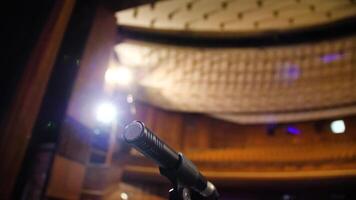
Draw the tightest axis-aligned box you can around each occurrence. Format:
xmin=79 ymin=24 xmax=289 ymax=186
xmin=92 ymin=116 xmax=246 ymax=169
xmin=162 ymin=171 xmax=193 ymax=200
xmin=160 ymin=167 xmax=193 ymax=200
xmin=159 ymin=153 xmax=218 ymax=200
xmin=123 ymin=121 xmax=219 ymax=200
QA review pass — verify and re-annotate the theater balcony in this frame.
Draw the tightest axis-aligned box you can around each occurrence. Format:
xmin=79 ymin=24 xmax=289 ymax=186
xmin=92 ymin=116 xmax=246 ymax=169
xmin=1 ymin=0 xmax=356 ymax=199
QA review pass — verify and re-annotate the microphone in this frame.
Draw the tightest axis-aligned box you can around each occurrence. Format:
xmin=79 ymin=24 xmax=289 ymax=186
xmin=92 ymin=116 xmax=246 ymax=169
xmin=123 ymin=120 xmax=218 ymax=199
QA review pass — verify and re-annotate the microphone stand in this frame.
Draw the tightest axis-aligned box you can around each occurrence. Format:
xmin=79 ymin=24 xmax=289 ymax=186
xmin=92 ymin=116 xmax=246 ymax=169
xmin=160 ymin=166 xmax=193 ymax=200
xmin=122 ymin=121 xmax=219 ymax=200
xmin=159 ymin=153 xmax=218 ymax=200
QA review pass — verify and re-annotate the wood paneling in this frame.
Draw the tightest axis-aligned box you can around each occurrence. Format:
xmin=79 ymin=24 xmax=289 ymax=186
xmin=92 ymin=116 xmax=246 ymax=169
xmin=66 ymin=5 xmax=117 ymax=130
xmin=120 ymin=102 xmax=356 ymax=179
xmin=57 ymin=117 xmax=91 ymax=164
xmin=133 ymin=102 xmax=356 ymax=151
xmin=60 ymin=5 xmax=121 ymax=199
xmin=46 ymin=155 xmax=85 ymax=199
xmin=83 ymin=165 xmax=123 ymax=191
xmin=116 ymin=182 xmax=168 ymax=200
xmin=181 ymin=115 xmax=211 ymax=150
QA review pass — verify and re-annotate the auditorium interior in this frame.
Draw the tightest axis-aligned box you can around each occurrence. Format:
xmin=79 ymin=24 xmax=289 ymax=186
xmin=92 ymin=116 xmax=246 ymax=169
xmin=1 ymin=0 xmax=356 ymax=199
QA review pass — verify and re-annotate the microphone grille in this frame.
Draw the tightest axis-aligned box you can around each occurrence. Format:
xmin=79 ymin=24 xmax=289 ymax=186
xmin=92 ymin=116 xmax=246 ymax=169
xmin=124 ymin=121 xmax=144 ymax=142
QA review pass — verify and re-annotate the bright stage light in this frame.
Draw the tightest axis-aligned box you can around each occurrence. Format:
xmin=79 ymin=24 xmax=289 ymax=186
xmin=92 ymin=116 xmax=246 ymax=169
xmin=95 ymin=102 xmax=118 ymax=124
xmin=105 ymin=67 xmax=133 ymax=86
xmin=330 ymin=120 xmax=345 ymax=134
xmin=120 ymin=192 xmax=128 ymax=200
xmin=126 ymin=94 xmax=134 ymax=103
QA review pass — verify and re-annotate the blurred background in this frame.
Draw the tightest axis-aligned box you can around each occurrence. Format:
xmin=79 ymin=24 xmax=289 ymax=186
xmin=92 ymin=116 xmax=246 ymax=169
xmin=1 ymin=0 xmax=356 ymax=199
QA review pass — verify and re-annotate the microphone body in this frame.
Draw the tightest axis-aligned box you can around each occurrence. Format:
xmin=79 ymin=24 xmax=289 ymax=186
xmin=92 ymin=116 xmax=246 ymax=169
xmin=123 ymin=121 xmax=218 ymax=199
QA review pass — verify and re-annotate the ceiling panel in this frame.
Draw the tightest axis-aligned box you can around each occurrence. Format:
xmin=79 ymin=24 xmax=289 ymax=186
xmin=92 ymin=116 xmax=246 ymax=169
xmin=115 ymin=0 xmax=356 ymax=33
xmin=110 ymin=36 xmax=356 ymax=123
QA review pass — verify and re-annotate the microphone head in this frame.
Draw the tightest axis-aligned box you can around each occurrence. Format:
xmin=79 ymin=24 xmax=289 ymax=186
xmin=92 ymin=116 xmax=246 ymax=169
xmin=124 ymin=121 xmax=144 ymax=142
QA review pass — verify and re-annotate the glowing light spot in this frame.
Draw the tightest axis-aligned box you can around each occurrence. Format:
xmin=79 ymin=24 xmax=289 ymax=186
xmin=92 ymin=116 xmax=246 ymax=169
xmin=287 ymin=126 xmax=300 ymax=135
xmin=105 ymin=67 xmax=133 ymax=86
xmin=321 ymin=53 xmax=342 ymax=63
xmin=120 ymin=192 xmax=128 ymax=200
xmin=95 ymin=102 xmax=118 ymax=124
xmin=330 ymin=120 xmax=345 ymax=134
xmin=126 ymin=94 xmax=134 ymax=103
xmin=281 ymin=63 xmax=300 ymax=81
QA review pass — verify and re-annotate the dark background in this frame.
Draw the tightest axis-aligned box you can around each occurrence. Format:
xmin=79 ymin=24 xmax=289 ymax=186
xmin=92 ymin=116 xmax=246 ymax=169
xmin=0 ymin=1 xmax=55 ymax=121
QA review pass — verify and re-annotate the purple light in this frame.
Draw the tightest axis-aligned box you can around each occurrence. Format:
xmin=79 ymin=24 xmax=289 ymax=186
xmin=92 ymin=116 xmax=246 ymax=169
xmin=287 ymin=126 xmax=301 ymax=135
xmin=281 ymin=64 xmax=300 ymax=81
xmin=321 ymin=53 xmax=342 ymax=63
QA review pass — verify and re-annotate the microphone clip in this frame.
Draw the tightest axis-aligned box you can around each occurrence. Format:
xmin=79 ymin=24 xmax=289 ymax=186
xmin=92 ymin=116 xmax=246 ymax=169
xmin=159 ymin=153 xmax=218 ymax=200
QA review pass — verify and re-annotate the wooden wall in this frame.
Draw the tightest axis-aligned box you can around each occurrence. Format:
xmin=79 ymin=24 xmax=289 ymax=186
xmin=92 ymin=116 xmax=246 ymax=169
xmin=44 ymin=4 xmax=121 ymax=200
xmin=45 ymin=117 xmax=91 ymax=199
xmin=47 ymin=155 xmax=86 ymax=199
xmin=133 ymin=102 xmax=356 ymax=152
xmin=115 ymin=101 xmax=356 ymax=199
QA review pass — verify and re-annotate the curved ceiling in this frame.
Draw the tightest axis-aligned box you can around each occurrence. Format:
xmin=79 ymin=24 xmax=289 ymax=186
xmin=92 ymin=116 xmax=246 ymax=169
xmin=113 ymin=36 xmax=356 ymax=123
xmin=115 ymin=0 xmax=356 ymax=34
xmin=113 ymin=0 xmax=356 ymax=124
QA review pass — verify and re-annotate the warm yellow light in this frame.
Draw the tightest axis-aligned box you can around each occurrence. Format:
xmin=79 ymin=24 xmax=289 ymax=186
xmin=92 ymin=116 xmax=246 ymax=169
xmin=105 ymin=67 xmax=133 ymax=86
xmin=120 ymin=192 xmax=128 ymax=200
xmin=105 ymin=67 xmax=119 ymax=84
